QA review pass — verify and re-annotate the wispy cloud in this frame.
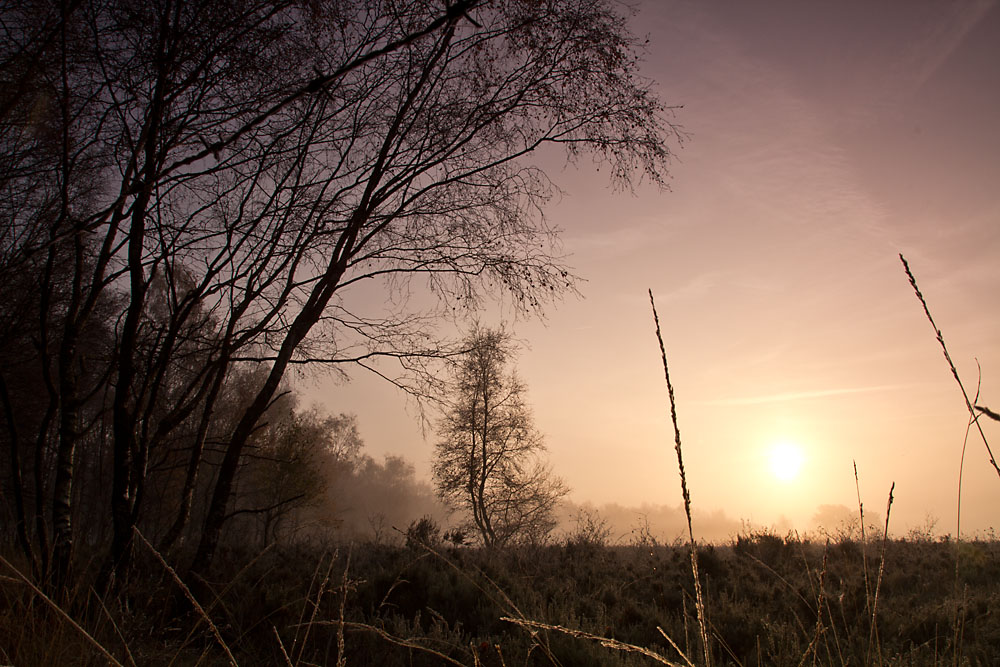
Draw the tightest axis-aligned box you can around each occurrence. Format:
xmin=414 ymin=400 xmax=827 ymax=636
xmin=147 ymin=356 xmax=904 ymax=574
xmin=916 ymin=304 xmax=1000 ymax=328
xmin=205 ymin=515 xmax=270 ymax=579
xmin=695 ymin=384 xmax=912 ymax=406
xmin=899 ymin=0 xmax=996 ymax=95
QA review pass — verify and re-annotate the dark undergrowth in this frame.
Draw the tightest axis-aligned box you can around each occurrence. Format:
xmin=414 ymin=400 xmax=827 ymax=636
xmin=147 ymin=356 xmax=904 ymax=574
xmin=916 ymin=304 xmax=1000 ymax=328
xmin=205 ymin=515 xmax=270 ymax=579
xmin=2 ymin=531 xmax=999 ymax=666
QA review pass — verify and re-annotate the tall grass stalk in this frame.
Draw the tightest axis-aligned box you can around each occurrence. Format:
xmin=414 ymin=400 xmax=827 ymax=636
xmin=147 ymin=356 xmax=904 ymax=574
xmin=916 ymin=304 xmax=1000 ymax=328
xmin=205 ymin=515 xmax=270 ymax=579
xmin=951 ymin=587 xmax=967 ymax=667
xmin=333 ymin=620 xmax=469 ymax=667
xmin=501 ymin=617 xmax=687 ymax=667
xmin=867 ymin=482 xmax=894 ymax=666
xmin=274 ymin=625 xmax=294 ymax=667
xmin=797 ymin=546 xmax=828 ymax=667
xmin=649 ymin=289 xmax=711 ymax=667
xmin=953 ymin=362 xmax=982 ymax=544
xmin=0 ymin=552 xmax=125 ymax=667
xmin=899 ymin=253 xmax=1000 ymax=482
xmin=292 ymin=549 xmax=337 ymax=665
xmin=899 ymin=254 xmax=990 ymax=667
xmin=133 ymin=528 xmax=238 ymax=667
xmin=89 ymin=583 xmax=138 ymax=667
xmin=387 ymin=534 xmax=562 ymax=664
xmin=336 ymin=549 xmax=352 ymax=667
xmin=657 ymin=627 xmax=697 ymax=667
xmin=853 ymin=461 xmax=871 ymax=615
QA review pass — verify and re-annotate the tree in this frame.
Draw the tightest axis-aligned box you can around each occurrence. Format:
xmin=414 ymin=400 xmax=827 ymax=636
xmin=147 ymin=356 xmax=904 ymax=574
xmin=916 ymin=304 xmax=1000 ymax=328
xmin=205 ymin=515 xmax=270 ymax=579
xmin=230 ymin=397 xmax=358 ymax=549
xmin=433 ymin=328 xmax=567 ymax=547
xmin=0 ymin=0 xmax=680 ymax=585
xmin=322 ymin=452 xmax=447 ymax=543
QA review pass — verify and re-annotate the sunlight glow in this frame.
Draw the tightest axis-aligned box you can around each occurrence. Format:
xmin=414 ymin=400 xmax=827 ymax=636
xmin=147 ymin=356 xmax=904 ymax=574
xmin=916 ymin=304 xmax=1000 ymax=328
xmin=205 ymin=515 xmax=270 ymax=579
xmin=769 ymin=441 xmax=804 ymax=482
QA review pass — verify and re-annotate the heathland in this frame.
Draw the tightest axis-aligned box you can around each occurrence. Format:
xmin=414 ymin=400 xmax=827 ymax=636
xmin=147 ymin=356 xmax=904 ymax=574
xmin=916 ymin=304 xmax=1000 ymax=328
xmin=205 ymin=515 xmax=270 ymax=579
xmin=3 ymin=525 xmax=999 ymax=665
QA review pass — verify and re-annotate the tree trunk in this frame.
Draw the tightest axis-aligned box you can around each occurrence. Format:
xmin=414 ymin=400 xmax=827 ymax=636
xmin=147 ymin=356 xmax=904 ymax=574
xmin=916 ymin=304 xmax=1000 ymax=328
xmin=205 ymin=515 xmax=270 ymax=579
xmin=159 ymin=363 xmax=228 ymax=553
xmin=51 ymin=333 xmax=81 ymax=592
xmin=102 ymin=1 xmax=174 ymax=589
xmin=0 ymin=373 xmax=37 ymax=577
xmin=190 ymin=263 xmax=348 ymax=574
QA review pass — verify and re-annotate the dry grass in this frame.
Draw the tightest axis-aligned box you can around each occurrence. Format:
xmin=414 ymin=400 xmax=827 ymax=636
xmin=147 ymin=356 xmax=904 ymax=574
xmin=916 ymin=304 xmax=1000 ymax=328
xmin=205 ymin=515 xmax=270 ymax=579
xmin=0 ymin=552 xmax=125 ymax=667
xmin=650 ymin=288 xmax=712 ymax=667
xmin=3 ymin=522 xmax=996 ymax=665
xmin=500 ymin=616 xmax=688 ymax=666
xmin=866 ymin=482 xmax=895 ymax=666
xmin=899 ymin=253 xmax=999 ymax=481
xmin=134 ymin=528 xmax=238 ymax=666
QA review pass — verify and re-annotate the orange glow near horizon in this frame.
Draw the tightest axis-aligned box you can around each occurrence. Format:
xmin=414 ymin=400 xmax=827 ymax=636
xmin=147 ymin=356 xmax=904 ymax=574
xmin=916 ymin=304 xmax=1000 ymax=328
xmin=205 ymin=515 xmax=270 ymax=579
xmin=313 ymin=0 xmax=1000 ymax=541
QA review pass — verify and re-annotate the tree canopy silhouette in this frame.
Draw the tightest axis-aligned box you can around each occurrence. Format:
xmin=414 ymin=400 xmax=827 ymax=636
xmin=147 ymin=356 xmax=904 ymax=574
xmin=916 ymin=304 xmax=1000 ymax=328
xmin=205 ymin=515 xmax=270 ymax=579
xmin=0 ymin=0 xmax=680 ymax=585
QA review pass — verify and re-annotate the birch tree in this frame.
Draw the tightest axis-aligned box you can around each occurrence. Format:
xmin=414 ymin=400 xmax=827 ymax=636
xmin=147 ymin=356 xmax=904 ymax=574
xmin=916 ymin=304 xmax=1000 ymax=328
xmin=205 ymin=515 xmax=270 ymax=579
xmin=433 ymin=328 xmax=567 ymax=546
xmin=0 ymin=0 xmax=680 ymax=585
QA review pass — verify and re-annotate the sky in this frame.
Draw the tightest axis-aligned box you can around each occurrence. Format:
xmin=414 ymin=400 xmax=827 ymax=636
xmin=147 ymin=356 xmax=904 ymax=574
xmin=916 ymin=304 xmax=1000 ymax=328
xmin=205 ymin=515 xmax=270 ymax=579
xmin=309 ymin=0 xmax=1000 ymax=541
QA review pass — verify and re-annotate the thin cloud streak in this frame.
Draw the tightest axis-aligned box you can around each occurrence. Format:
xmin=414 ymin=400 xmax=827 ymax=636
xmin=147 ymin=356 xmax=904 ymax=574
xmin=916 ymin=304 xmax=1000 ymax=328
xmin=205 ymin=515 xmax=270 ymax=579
xmin=696 ymin=384 xmax=914 ymax=406
xmin=901 ymin=0 xmax=996 ymax=96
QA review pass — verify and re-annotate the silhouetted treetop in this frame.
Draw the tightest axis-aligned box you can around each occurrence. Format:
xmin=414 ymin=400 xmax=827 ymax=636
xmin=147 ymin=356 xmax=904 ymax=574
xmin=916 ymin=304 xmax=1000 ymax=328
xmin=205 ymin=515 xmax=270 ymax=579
xmin=0 ymin=0 xmax=681 ymax=583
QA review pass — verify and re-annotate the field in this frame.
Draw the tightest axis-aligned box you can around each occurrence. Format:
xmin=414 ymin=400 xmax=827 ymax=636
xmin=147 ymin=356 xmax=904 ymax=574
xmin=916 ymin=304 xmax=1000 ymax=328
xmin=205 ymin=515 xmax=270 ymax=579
xmin=3 ymin=267 xmax=998 ymax=666
xmin=3 ymin=528 xmax=1000 ymax=666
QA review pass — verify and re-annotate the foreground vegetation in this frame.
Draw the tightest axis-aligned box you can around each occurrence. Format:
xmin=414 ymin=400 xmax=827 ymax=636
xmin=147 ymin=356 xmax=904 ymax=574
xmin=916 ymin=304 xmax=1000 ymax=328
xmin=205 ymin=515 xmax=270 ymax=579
xmin=4 ymin=259 xmax=995 ymax=666
xmin=2 ymin=529 xmax=999 ymax=666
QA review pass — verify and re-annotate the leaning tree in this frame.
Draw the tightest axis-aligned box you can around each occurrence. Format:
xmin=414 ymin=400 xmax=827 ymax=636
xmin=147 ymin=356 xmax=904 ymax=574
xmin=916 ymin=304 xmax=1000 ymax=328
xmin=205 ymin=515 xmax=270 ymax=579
xmin=0 ymin=0 xmax=681 ymax=586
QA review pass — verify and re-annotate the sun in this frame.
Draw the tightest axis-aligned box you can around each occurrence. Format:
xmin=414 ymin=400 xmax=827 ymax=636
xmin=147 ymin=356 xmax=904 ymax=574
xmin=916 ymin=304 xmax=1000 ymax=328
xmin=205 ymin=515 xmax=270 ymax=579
xmin=768 ymin=441 xmax=804 ymax=482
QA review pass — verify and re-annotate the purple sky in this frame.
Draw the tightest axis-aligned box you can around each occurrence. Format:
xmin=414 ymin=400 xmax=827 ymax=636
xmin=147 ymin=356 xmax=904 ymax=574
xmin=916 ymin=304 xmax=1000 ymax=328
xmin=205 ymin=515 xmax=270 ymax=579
xmin=310 ymin=0 xmax=1000 ymax=539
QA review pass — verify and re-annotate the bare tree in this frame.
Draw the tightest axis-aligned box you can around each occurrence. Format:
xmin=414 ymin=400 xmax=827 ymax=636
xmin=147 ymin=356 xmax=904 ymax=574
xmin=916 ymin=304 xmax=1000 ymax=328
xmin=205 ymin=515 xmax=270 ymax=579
xmin=433 ymin=328 xmax=567 ymax=547
xmin=0 ymin=0 xmax=680 ymax=586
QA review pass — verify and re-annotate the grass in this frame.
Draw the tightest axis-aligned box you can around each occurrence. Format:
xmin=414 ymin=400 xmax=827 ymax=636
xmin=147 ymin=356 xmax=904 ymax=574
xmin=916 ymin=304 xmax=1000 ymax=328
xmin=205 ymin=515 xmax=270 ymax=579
xmin=899 ymin=254 xmax=999 ymax=482
xmin=1 ymin=257 xmax=998 ymax=665
xmin=2 ymin=526 xmax=999 ymax=664
xmin=650 ymin=288 xmax=711 ymax=667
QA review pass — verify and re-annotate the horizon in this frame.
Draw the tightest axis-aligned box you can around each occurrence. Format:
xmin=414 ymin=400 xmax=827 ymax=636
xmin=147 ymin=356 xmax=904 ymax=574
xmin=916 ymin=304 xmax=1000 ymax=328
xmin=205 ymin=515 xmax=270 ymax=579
xmin=308 ymin=0 xmax=1000 ymax=540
